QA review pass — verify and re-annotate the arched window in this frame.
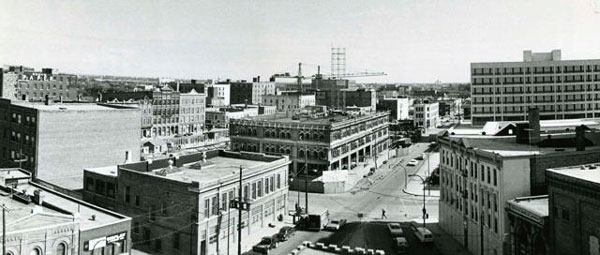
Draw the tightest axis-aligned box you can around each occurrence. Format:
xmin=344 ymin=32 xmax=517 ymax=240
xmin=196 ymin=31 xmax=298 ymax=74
xmin=30 ymin=247 xmax=42 ymax=255
xmin=286 ymin=132 xmax=291 ymax=139
xmin=56 ymin=243 xmax=67 ymax=255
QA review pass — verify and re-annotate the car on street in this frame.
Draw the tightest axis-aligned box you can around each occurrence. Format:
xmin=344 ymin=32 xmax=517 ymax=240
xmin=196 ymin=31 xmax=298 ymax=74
xmin=275 ymin=226 xmax=295 ymax=241
xmin=252 ymin=236 xmax=278 ymax=254
xmin=387 ymin=223 xmax=404 ymax=237
xmin=414 ymin=227 xmax=434 ymax=243
xmin=394 ymin=237 xmax=409 ymax=254
xmin=406 ymin=159 xmax=418 ymax=166
xmin=415 ymin=155 xmax=424 ymax=160
xmin=325 ymin=219 xmax=347 ymax=231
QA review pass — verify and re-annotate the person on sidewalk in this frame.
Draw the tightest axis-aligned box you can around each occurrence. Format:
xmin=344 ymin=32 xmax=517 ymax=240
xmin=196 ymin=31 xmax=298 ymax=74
xmin=381 ymin=208 xmax=387 ymax=219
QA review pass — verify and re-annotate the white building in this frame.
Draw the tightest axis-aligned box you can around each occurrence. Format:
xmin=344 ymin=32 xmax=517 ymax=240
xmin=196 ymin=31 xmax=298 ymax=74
xmin=262 ymin=93 xmax=316 ymax=113
xmin=413 ymin=100 xmax=439 ymax=129
xmin=209 ymin=84 xmax=230 ymax=106
xmin=471 ymin=50 xmax=600 ymax=125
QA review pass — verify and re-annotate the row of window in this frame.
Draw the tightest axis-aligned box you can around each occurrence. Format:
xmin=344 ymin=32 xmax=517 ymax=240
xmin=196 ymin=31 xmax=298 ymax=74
xmin=472 ymin=65 xmax=600 ymax=76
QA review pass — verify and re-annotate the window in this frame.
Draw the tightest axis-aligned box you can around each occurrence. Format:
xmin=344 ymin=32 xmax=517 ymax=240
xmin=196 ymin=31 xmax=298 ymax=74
xmin=270 ymin=176 xmax=275 ymax=192
xmin=252 ymin=183 xmax=257 ymax=199
xmin=264 ymin=178 xmax=270 ymax=194
xmin=173 ymin=232 xmax=180 ymax=249
xmin=135 ymin=195 xmax=140 ymax=207
xmin=96 ymin=179 xmax=105 ymax=196
xmin=106 ymin=183 xmax=115 ymax=198
xmin=30 ymin=247 xmax=42 ymax=255
xmin=493 ymin=169 xmax=497 ymax=186
xmin=211 ymin=196 xmax=218 ymax=216
xmin=56 ymin=243 xmax=67 ymax=255
xmin=125 ymin=186 xmax=131 ymax=203
xmin=258 ymin=180 xmax=263 ymax=197
xmin=277 ymin=174 xmax=281 ymax=189
xmin=155 ymin=239 xmax=162 ymax=251
xmin=204 ymin=199 xmax=210 ymax=217
xmin=86 ymin=177 xmax=94 ymax=191
xmin=562 ymin=209 xmax=570 ymax=221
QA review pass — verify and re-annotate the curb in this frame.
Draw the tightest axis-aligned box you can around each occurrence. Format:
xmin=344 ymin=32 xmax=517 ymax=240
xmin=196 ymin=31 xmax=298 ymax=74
xmin=289 ymin=241 xmax=385 ymax=255
xmin=402 ymin=187 xmax=440 ymax=198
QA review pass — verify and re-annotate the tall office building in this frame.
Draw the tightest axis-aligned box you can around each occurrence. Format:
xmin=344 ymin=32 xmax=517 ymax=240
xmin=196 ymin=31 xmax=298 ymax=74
xmin=471 ymin=50 xmax=600 ymax=125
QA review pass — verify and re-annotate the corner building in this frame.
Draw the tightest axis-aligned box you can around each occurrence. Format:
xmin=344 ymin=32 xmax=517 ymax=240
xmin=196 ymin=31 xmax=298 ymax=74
xmin=229 ymin=112 xmax=390 ymax=175
xmin=471 ymin=50 xmax=600 ymax=125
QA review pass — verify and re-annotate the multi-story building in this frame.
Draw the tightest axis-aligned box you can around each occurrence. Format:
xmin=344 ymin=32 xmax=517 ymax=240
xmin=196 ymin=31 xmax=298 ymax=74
xmin=1 ymin=169 xmax=132 ymax=255
xmin=82 ymin=150 xmax=290 ymax=255
xmin=546 ymin=163 xmax=600 ymax=255
xmin=230 ymin=80 xmax=276 ymax=105
xmin=207 ymin=83 xmax=231 ymax=106
xmin=229 ymin=111 xmax=390 ymax=175
xmin=413 ymin=99 xmax=439 ymax=129
xmin=0 ymin=98 xmax=141 ymax=190
xmin=262 ymin=93 xmax=316 ymax=113
xmin=315 ymin=89 xmax=377 ymax=112
xmin=377 ymin=97 xmax=409 ymax=121
xmin=179 ymin=89 xmax=206 ymax=135
xmin=4 ymin=67 xmax=79 ymax=101
xmin=205 ymin=106 xmax=259 ymax=129
xmin=471 ymin=50 xmax=600 ymax=125
xmin=439 ymin=113 xmax=600 ymax=255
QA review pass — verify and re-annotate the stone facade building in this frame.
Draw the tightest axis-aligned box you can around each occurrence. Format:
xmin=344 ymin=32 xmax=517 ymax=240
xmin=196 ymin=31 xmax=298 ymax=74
xmin=229 ymin=112 xmax=390 ymax=175
xmin=506 ymin=195 xmax=549 ymax=255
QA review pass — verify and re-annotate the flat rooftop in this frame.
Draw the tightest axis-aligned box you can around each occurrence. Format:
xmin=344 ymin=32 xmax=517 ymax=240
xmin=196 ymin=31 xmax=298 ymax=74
xmin=547 ymin=163 xmax=600 ymax=185
xmin=10 ymin=101 xmax=134 ymax=112
xmin=444 ymin=136 xmax=600 ymax=157
xmin=18 ymin=182 xmax=128 ymax=230
xmin=153 ymin=156 xmax=267 ymax=184
xmin=508 ymin=195 xmax=549 ymax=218
xmin=241 ymin=112 xmax=387 ymax=126
xmin=0 ymin=191 xmax=69 ymax=229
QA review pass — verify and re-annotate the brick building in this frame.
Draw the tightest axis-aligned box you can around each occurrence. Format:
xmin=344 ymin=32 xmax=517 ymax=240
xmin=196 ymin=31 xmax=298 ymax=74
xmin=230 ymin=80 xmax=276 ymax=105
xmin=229 ymin=111 xmax=390 ymax=175
xmin=207 ymin=83 xmax=230 ymax=106
xmin=205 ymin=106 xmax=259 ymax=129
xmin=471 ymin=50 xmax=600 ymax=125
xmin=0 ymin=69 xmax=19 ymax=100
xmin=546 ymin=164 xmax=600 ymax=255
xmin=506 ymin=195 xmax=549 ymax=255
xmin=315 ymin=89 xmax=377 ymax=112
xmin=0 ymin=98 xmax=141 ymax=190
xmin=1 ymin=170 xmax=132 ymax=255
xmin=82 ymin=150 xmax=290 ymax=255
xmin=439 ymin=117 xmax=600 ymax=255
xmin=262 ymin=93 xmax=316 ymax=113
xmin=2 ymin=67 xmax=80 ymax=101
xmin=413 ymin=99 xmax=439 ymax=129
xmin=377 ymin=97 xmax=409 ymax=120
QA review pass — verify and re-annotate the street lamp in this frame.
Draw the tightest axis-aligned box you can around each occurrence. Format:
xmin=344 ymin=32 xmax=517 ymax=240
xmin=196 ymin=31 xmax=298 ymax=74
xmin=409 ymin=174 xmax=427 ymax=228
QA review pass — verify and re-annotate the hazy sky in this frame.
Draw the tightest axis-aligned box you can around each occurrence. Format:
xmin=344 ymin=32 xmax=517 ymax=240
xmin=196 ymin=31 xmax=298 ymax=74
xmin=2 ymin=0 xmax=600 ymax=83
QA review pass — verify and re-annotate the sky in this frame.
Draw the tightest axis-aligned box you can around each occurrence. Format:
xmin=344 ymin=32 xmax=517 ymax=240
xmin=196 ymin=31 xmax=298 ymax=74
xmin=1 ymin=0 xmax=600 ymax=83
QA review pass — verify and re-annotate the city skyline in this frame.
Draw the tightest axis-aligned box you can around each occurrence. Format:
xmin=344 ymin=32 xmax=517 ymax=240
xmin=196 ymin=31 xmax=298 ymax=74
xmin=2 ymin=0 xmax=600 ymax=83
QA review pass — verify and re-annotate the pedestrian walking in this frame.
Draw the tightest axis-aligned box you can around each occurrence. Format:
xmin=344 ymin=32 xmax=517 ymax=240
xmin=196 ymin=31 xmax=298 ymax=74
xmin=381 ymin=208 xmax=387 ymax=219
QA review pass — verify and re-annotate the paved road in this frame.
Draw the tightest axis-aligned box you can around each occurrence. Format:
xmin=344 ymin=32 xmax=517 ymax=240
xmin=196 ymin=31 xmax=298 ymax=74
xmin=264 ymin=143 xmax=444 ymax=255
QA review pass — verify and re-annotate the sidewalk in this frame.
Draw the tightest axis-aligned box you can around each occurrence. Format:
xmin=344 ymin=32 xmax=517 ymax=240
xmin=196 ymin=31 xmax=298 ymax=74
xmin=427 ymin=223 xmax=474 ymax=255
xmin=402 ymin=152 xmax=440 ymax=197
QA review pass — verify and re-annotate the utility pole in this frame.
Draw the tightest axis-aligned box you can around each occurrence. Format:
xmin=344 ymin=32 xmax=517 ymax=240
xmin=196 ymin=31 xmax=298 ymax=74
xmin=304 ymin=145 xmax=308 ymax=215
xmin=2 ymin=204 xmax=6 ymax=255
xmin=237 ymin=166 xmax=242 ymax=255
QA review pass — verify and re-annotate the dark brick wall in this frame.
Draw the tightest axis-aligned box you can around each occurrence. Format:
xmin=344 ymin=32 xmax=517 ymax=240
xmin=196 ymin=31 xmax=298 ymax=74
xmin=530 ymin=149 xmax=600 ymax=195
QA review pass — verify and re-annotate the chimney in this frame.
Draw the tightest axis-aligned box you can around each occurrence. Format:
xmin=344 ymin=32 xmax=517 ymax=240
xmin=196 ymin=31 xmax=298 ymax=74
xmin=33 ymin=189 xmax=44 ymax=205
xmin=252 ymin=77 xmax=257 ymax=82
xmin=257 ymin=76 xmax=260 ymax=82
xmin=576 ymin=125 xmax=586 ymax=151
xmin=528 ymin=107 xmax=541 ymax=144
xmin=177 ymin=81 xmax=180 ymax=92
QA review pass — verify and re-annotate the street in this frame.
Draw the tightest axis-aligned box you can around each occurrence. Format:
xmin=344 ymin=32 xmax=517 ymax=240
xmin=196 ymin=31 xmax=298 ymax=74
xmin=262 ymin=143 xmax=446 ymax=255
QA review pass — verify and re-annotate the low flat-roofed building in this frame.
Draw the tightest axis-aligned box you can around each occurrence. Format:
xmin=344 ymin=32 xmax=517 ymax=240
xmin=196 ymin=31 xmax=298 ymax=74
xmin=506 ymin=195 xmax=549 ymax=255
xmin=1 ymin=170 xmax=132 ymax=255
xmin=546 ymin=163 xmax=600 ymax=255
xmin=82 ymin=150 xmax=291 ymax=255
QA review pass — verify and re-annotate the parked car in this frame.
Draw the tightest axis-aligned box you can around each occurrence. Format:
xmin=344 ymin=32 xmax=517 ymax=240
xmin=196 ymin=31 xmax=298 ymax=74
xmin=276 ymin=226 xmax=295 ymax=241
xmin=415 ymin=155 xmax=424 ymax=160
xmin=414 ymin=227 xmax=434 ymax=243
xmin=382 ymin=160 xmax=388 ymax=164
xmin=325 ymin=219 xmax=347 ymax=231
xmin=252 ymin=236 xmax=278 ymax=254
xmin=387 ymin=223 xmax=404 ymax=237
xmin=407 ymin=159 xmax=418 ymax=166
xmin=394 ymin=237 xmax=409 ymax=254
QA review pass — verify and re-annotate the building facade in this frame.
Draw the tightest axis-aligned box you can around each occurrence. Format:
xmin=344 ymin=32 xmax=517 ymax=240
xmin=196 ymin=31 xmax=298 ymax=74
xmin=229 ymin=112 xmax=390 ymax=175
xmin=546 ymin=164 xmax=600 ymax=255
xmin=506 ymin=195 xmax=549 ymax=255
xmin=0 ymin=69 xmax=19 ymax=100
xmin=82 ymin=150 xmax=290 ymax=255
xmin=0 ymin=99 xmax=141 ymax=190
xmin=413 ymin=100 xmax=439 ymax=129
xmin=207 ymin=84 xmax=230 ymax=106
xmin=205 ymin=106 xmax=259 ymax=129
xmin=179 ymin=89 xmax=206 ymax=135
xmin=377 ymin=97 xmax=409 ymax=121
xmin=262 ymin=93 xmax=316 ymax=112
xmin=230 ymin=81 xmax=276 ymax=105
xmin=315 ymin=89 xmax=376 ymax=112
xmin=5 ymin=67 xmax=79 ymax=102
xmin=471 ymin=50 xmax=600 ymax=125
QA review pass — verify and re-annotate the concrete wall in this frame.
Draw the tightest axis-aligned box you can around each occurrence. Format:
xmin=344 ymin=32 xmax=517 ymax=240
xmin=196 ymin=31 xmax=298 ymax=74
xmin=36 ymin=108 xmax=141 ymax=187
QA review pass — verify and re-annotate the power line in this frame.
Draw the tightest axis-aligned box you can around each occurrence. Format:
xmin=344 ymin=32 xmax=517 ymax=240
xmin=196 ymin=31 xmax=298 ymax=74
xmin=132 ymin=222 xmax=195 ymax=245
